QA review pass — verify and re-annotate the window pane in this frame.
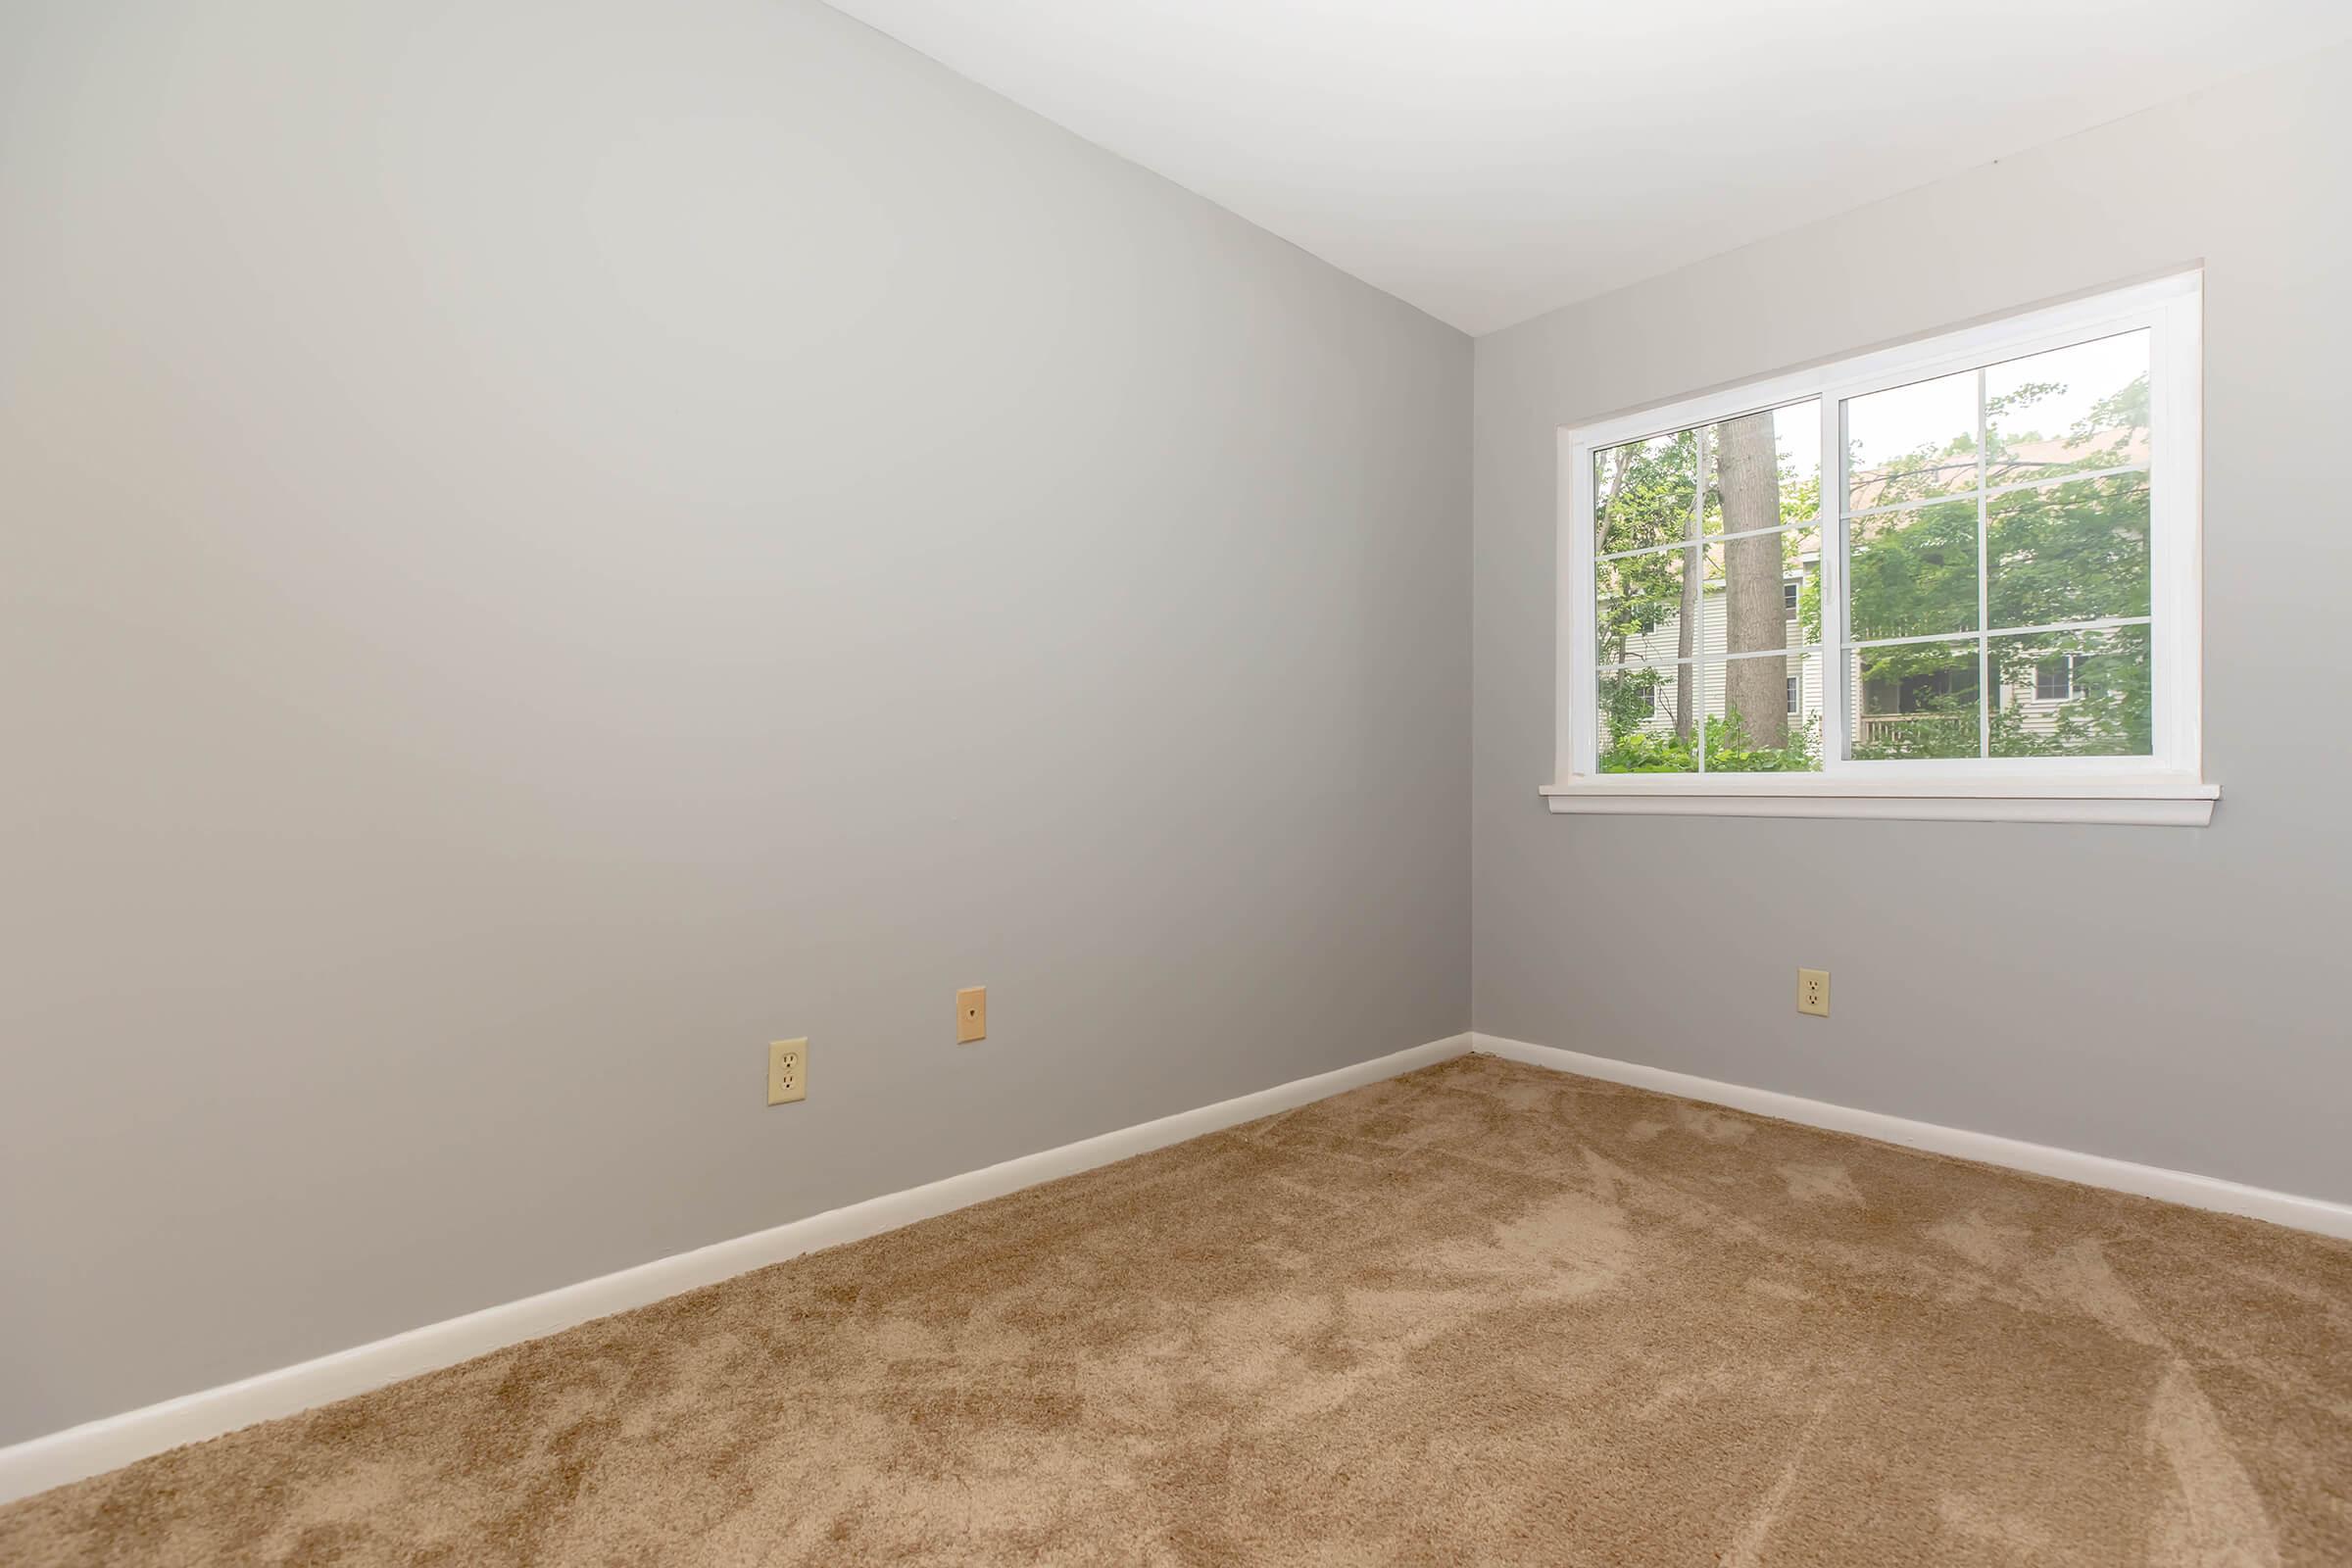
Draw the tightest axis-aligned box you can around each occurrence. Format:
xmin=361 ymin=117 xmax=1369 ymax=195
xmin=1847 ymin=499 xmax=1979 ymax=641
xmin=1990 ymin=625 xmax=2151 ymax=758
xmin=1705 ymin=400 xmax=1821 ymax=533
xmin=1592 ymin=431 xmax=1698 ymax=558
xmin=1595 ymin=544 xmax=1696 ymax=664
xmin=1985 ymin=472 xmax=2150 ymax=629
xmin=1848 ymin=639 xmax=1982 ymax=760
xmin=1596 ymin=656 xmax=1697 ymax=773
xmin=1986 ymin=330 xmax=2150 ymax=486
xmin=1705 ymin=650 xmax=1824 ymax=772
xmin=1845 ymin=371 xmax=1979 ymax=510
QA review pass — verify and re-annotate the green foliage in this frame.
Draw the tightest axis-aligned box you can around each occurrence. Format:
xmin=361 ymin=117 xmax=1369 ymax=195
xmin=1706 ymin=713 xmax=1819 ymax=773
xmin=1839 ymin=370 xmax=2153 ymax=760
xmin=1597 ymin=726 xmax=1699 ymax=774
xmin=1985 ymin=473 xmax=2149 ymax=626
xmin=1600 ymin=714 xmax=1818 ymax=774
xmin=1849 ymin=712 xmax=1978 ymax=760
xmin=1592 ymin=368 xmax=2157 ymax=772
xmin=1851 ymin=384 xmax=2149 ymax=639
xmin=1848 ymin=500 xmax=1978 ymax=641
xmin=1592 ymin=432 xmax=1701 ymax=666
xmin=1597 ymin=668 xmax=1664 ymax=741
xmin=1781 ymin=468 xmax=1821 ymax=529
xmin=1593 ymin=430 xmax=1699 ymax=558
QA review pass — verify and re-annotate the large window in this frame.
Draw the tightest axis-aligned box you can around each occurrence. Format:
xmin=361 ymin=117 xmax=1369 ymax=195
xmin=1551 ymin=274 xmax=2211 ymax=824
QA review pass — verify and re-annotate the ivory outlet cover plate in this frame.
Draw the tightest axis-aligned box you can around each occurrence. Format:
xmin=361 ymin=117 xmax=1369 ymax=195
xmin=1797 ymin=969 xmax=1831 ymax=1017
xmin=956 ymin=987 xmax=987 ymax=1044
xmin=768 ymin=1039 xmax=808 ymax=1104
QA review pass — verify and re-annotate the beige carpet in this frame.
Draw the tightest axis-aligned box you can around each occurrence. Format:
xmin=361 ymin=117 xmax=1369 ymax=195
xmin=5 ymin=1054 xmax=2348 ymax=1566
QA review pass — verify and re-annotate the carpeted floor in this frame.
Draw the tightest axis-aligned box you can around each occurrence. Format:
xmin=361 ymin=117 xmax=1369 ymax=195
xmin=5 ymin=1054 xmax=2349 ymax=1566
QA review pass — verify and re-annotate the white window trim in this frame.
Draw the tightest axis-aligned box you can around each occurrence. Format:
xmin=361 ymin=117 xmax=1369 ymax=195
xmin=1546 ymin=271 xmax=2213 ymax=826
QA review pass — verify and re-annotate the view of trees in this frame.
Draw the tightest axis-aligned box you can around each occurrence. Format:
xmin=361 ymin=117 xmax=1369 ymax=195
xmin=1592 ymin=404 xmax=1821 ymax=773
xmin=1592 ymin=331 xmax=2155 ymax=770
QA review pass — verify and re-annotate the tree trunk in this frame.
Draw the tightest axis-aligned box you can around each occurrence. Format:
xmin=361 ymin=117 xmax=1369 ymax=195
xmin=1673 ymin=432 xmax=1706 ymax=742
xmin=1718 ymin=411 xmax=1788 ymax=748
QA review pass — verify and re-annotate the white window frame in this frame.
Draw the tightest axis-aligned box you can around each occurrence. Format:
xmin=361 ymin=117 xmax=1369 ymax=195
xmin=1545 ymin=271 xmax=2214 ymax=826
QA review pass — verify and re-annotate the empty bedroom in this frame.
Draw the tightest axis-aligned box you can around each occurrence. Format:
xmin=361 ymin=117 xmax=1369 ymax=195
xmin=2 ymin=0 xmax=2347 ymax=1562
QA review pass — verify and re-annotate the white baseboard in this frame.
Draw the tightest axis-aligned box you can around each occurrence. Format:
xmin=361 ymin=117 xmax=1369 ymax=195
xmin=0 ymin=1033 xmax=1472 ymax=1506
xmin=1471 ymin=1033 xmax=2352 ymax=1242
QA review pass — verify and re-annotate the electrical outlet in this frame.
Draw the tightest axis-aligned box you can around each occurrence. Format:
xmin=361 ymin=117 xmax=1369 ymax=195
xmin=1797 ymin=969 xmax=1831 ymax=1017
xmin=767 ymin=1039 xmax=808 ymax=1104
xmin=956 ymin=986 xmax=987 ymax=1044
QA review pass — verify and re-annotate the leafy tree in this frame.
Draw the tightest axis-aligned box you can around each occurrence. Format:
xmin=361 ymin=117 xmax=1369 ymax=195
xmin=1987 ymin=473 xmax=2149 ymax=627
xmin=1848 ymin=500 xmax=1977 ymax=641
xmin=1598 ymin=666 xmax=1664 ymax=743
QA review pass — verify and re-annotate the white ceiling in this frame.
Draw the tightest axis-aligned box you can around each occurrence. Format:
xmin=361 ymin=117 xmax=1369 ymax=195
xmin=820 ymin=0 xmax=2352 ymax=335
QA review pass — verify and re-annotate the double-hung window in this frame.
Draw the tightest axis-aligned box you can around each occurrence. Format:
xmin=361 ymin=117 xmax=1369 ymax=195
xmin=1548 ymin=272 xmax=2212 ymax=825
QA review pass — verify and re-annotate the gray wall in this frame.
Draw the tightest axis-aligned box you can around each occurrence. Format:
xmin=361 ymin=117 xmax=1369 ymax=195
xmin=1473 ymin=44 xmax=2352 ymax=1206
xmin=0 ymin=0 xmax=1471 ymax=1442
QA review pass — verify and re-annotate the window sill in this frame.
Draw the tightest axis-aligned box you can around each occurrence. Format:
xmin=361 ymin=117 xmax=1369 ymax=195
xmin=1538 ymin=774 xmax=2218 ymax=826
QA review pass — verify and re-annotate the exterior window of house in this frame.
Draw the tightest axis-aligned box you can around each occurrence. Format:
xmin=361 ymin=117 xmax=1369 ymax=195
xmin=1552 ymin=272 xmax=2210 ymax=824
